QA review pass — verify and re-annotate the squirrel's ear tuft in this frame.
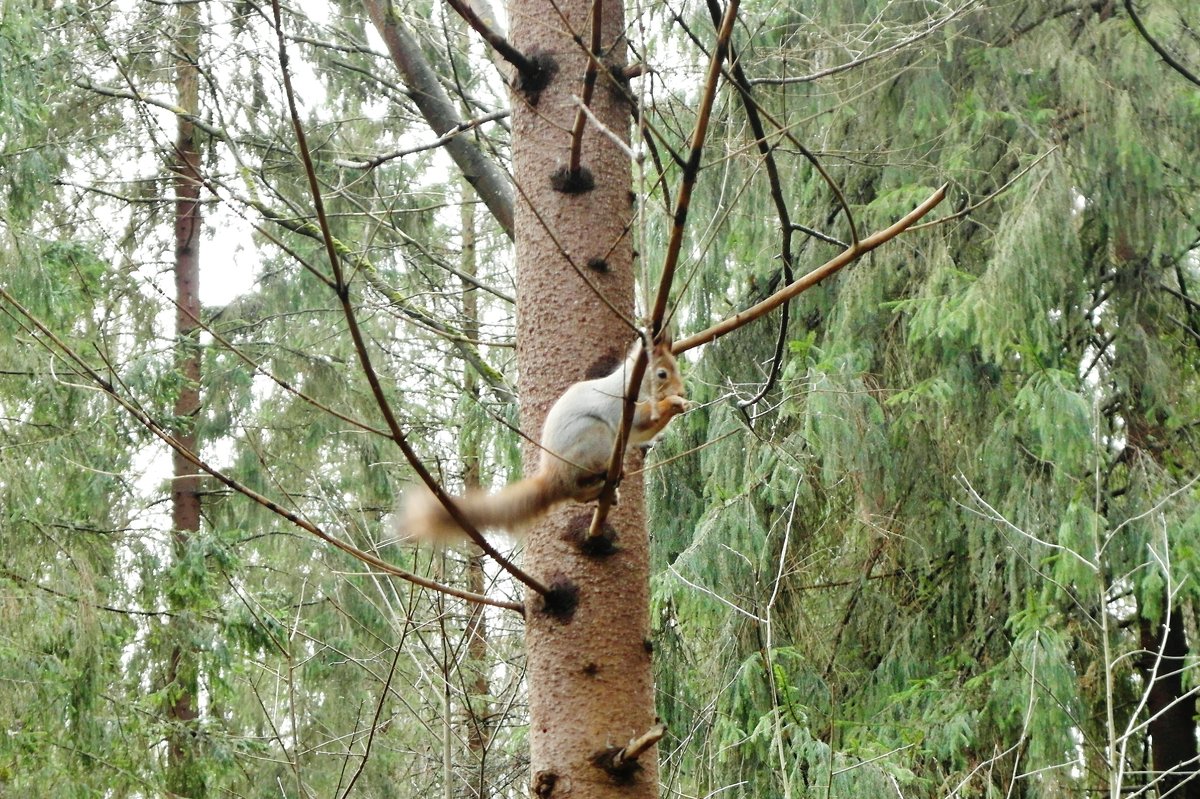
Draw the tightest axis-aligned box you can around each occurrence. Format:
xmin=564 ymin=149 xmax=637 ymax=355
xmin=654 ymin=328 xmax=673 ymax=351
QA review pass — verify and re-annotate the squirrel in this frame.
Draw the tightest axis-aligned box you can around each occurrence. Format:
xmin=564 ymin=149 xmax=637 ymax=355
xmin=401 ymin=335 xmax=687 ymax=542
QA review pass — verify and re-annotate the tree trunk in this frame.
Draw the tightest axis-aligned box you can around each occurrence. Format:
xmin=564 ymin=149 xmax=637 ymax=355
xmin=508 ymin=0 xmax=658 ymax=796
xmin=1138 ymin=600 xmax=1199 ymax=799
xmin=460 ymin=181 xmax=493 ymax=799
xmin=166 ymin=2 xmax=204 ymax=795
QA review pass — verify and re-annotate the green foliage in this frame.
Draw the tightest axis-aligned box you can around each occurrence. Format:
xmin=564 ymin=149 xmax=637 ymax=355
xmin=649 ymin=2 xmax=1200 ymax=797
xmin=3 ymin=0 xmax=1200 ymax=795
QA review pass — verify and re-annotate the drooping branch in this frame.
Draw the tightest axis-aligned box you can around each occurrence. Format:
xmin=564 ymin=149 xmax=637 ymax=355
xmin=274 ymin=0 xmax=549 ymax=600
xmin=0 ymin=285 xmax=523 ymax=614
xmin=676 ymin=183 xmax=948 ymax=354
xmin=1124 ymin=0 xmax=1200 ymax=89
xmin=363 ymin=0 xmax=515 ymax=238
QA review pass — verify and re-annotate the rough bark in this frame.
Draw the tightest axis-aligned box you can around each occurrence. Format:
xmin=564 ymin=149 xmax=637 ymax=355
xmin=166 ymin=1 xmax=204 ymax=795
xmin=508 ymin=0 xmax=658 ymax=796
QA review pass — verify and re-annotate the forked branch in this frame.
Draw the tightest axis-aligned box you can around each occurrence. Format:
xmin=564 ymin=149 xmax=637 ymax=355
xmin=585 ymin=0 xmax=741 ymax=541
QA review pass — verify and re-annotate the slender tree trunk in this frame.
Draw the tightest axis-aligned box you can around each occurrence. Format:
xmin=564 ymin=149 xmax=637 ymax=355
xmin=508 ymin=0 xmax=659 ymax=796
xmin=460 ymin=182 xmax=493 ymax=799
xmin=166 ymin=3 xmax=204 ymax=795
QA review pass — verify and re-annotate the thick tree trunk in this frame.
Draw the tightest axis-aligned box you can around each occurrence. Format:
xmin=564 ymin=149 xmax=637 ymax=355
xmin=508 ymin=0 xmax=659 ymax=796
xmin=167 ymin=2 xmax=204 ymax=795
xmin=1138 ymin=602 xmax=1199 ymax=799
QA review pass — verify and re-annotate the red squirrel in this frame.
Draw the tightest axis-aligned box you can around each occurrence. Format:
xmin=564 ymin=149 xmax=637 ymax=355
xmin=402 ymin=336 xmax=687 ymax=541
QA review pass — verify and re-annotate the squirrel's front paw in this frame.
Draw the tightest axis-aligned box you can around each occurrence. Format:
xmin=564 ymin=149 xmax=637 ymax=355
xmin=666 ymin=395 xmax=691 ymax=414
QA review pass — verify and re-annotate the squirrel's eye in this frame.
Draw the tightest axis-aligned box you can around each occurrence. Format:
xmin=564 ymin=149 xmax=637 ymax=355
xmin=656 ymin=368 xmax=668 ymax=380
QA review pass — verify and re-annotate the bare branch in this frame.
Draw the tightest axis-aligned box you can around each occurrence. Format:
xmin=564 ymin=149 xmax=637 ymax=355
xmin=675 ymin=184 xmax=948 ymax=354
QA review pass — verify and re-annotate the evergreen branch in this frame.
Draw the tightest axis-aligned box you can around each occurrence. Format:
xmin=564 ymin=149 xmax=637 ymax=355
xmin=358 ymin=263 xmax=516 ymax=403
xmin=1124 ymin=0 xmax=1200 ymax=89
xmin=2 ymin=569 xmax=176 ymax=618
xmin=273 ymin=0 xmax=548 ymax=600
xmin=0 ymin=283 xmax=522 ymax=614
xmin=238 ymin=193 xmax=515 ymax=402
xmin=747 ymin=0 xmax=977 ymax=86
xmin=585 ymin=0 xmax=741 ymax=541
xmin=675 ymin=183 xmax=948 ymax=354
xmin=363 ymin=0 xmax=515 ymax=238
xmin=75 ymin=78 xmax=226 ymax=140
xmin=138 ymin=268 xmax=397 ymax=440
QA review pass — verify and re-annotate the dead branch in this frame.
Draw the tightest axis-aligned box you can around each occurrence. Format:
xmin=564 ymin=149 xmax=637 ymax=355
xmin=675 ymin=183 xmax=948 ymax=354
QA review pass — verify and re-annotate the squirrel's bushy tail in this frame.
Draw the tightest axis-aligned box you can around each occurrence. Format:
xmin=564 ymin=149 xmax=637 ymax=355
xmin=400 ymin=474 xmax=564 ymax=543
